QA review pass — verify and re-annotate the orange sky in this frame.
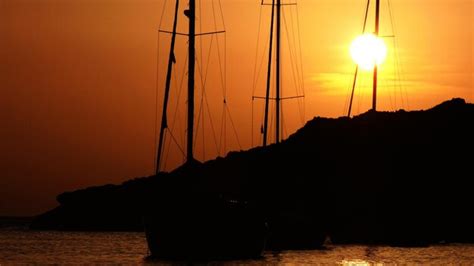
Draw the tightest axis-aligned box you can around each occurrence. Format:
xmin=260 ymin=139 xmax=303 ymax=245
xmin=1 ymin=0 xmax=472 ymax=215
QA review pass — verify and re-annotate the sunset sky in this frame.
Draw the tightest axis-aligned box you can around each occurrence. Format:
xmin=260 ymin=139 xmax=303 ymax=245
xmin=1 ymin=0 xmax=472 ymax=216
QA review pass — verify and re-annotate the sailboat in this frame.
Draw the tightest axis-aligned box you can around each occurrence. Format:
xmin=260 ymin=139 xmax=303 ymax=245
xmin=144 ymin=0 xmax=267 ymax=260
xmin=346 ymin=0 xmax=407 ymax=117
xmin=251 ymin=0 xmax=326 ymax=250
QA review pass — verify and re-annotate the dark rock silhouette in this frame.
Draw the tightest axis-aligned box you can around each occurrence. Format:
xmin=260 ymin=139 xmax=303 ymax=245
xmin=0 ymin=216 xmax=33 ymax=229
xmin=31 ymin=98 xmax=474 ymax=247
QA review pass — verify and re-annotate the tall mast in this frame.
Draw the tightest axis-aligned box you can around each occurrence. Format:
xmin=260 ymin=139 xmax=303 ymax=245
xmin=263 ymin=0 xmax=282 ymax=146
xmin=372 ymin=0 xmax=380 ymax=111
xmin=263 ymin=0 xmax=275 ymax=147
xmin=186 ymin=0 xmax=196 ymax=162
xmin=275 ymin=0 xmax=281 ymax=144
xmin=156 ymin=0 xmax=180 ymax=174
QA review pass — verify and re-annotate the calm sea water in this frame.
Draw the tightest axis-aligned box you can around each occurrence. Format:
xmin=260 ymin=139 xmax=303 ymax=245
xmin=1 ymin=228 xmax=474 ymax=264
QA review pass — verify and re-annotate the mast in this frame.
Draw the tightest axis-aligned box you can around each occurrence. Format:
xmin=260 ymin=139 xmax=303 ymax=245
xmin=347 ymin=0 xmax=370 ymax=117
xmin=157 ymin=0 xmax=226 ymax=169
xmin=372 ymin=0 xmax=380 ymax=111
xmin=186 ymin=0 xmax=196 ymax=162
xmin=156 ymin=0 xmax=180 ymax=174
xmin=263 ymin=0 xmax=281 ymax=146
xmin=275 ymin=0 xmax=281 ymax=144
xmin=263 ymin=0 xmax=275 ymax=147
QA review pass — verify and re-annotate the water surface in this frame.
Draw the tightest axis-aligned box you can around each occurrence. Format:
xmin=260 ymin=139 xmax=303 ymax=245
xmin=1 ymin=228 xmax=473 ymax=264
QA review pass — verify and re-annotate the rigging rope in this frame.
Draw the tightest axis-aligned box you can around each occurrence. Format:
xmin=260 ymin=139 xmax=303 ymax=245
xmin=251 ymin=4 xmax=264 ymax=147
xmin=295 ymin=6 xmax=306 ymax=122
xmin=213 ymin=2 xmax=227 ymax=160
xmin=198 ymin=0 xmax=205 ymax=160
xmin=163 ymin=129 xmax=187 ymax=169
xmin=154 ymin=32 xmax=162 ymax=172
xmin=282 ymin=8 xmax=305 ymax=126
xmin=212 ymin=0 xmax=226 ymax=95
xmin=345 ymin=0 xmax=408 ymax=116
xmin=219 ymin=105 xmax=226 ymax=154
xmin=194 ymin=36 xmax=220 ymax=152
xmin=154 ymin=0 xmax=171 ymax=172
xmin=175 ymin=54 xmax=188 ymax=149
xmin=226 ymin=104 xmax=243 ymax=149
xmin=387 ymin=0 xmax=409 ymax=110
xmin=288 ymin=6 xmax=305 ymax=125
xmin=164 ymin=54 xmax=188 ymax=167
xmin=251 ymin=0 xmax=306 ymax=145
xmin=158 ymin=0 xmax=169 ymax=30
xmin=282 ymin=10 xmax=300 ymax=98
xmin=346 ymin=0 xmax=371 ymax=117
xmin=158 ymin=0 xmax=234 ymax=167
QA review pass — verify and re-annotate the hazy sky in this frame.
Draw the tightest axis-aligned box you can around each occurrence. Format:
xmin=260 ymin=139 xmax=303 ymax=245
xmin=1 ymin=0 xmax=472 ymax=216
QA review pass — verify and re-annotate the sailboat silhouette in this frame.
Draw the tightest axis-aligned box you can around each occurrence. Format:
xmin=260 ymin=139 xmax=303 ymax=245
xmin=346 ymin=0 xmax=408 ymax=117
xmin=144 ymin=0 xmax=267 ymax=259
xmin=25 ymin=0 xmax=474 ymax=253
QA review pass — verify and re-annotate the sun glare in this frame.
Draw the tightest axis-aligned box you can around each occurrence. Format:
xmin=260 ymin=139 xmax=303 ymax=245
xmin=350 ymin=33 xmax=387 ymax=71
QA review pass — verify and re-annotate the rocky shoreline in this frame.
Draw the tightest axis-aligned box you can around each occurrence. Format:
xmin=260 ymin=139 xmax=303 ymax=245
xmin=31 ymin=98 xmax=474 ymax=247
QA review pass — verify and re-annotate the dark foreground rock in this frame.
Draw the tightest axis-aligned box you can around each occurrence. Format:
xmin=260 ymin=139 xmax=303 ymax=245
xmin=31 ymin=98 xmax=474 ymax=247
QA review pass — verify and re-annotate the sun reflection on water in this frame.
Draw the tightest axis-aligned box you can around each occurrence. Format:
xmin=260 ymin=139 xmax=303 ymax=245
xmin=341 ymin=259 xmax=383 ymax=266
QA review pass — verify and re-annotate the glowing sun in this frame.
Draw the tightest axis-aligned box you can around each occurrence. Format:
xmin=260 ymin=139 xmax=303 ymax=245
xmin=350 ymin=33 xmax=387 ymax=71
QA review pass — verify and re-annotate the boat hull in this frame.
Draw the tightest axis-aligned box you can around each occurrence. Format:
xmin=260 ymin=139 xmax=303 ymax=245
xmin=144 ymin=198 xmax=267 ymax=260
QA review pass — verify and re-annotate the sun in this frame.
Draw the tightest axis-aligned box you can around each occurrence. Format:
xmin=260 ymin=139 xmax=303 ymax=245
xmin=350 ymin=33 xmax=387 ymax=71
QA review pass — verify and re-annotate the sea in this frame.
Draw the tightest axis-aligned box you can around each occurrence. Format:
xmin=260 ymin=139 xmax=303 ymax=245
xmin=1 ymin=226 xmax=474 ymax=264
